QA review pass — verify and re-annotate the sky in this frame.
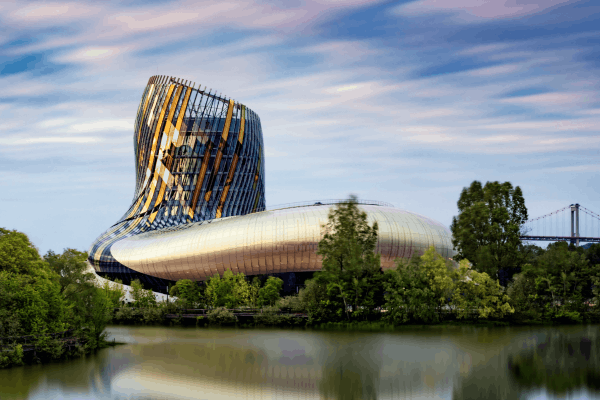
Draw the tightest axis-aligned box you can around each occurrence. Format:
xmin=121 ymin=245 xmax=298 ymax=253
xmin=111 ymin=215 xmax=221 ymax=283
xmin=1 ymin=0 xmax=599 ymax=254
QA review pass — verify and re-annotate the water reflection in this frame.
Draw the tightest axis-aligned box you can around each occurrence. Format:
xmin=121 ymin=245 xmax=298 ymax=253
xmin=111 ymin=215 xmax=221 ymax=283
xmin=0 ymin=325 xmax=599 ymax=399
xmin=508 ymin=328 xmax=600 ymax=395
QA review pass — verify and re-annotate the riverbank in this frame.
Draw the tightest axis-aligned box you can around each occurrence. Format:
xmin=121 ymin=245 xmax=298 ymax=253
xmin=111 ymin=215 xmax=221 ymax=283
xmin=0 ymin=329 xmax=125 ymax=369
xmin=110 ymin=306 xmax=600 ymax=329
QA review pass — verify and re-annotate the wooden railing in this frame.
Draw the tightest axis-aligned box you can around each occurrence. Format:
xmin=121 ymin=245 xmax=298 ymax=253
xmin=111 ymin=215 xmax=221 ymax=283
xmin=158 ymin=308 xmax=308 ymax=319
xmin=0 ymin=329 xmax=87 ymax=353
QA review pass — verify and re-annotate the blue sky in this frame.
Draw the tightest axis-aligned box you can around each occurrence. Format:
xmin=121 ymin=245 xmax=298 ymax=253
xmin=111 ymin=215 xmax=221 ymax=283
xmin=1 ymin=0 xmax=599 ymax=254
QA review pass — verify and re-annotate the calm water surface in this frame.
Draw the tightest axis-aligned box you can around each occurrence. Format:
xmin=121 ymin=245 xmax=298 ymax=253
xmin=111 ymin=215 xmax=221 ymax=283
xmin=1 ymin=325 xmax=599 ymax=399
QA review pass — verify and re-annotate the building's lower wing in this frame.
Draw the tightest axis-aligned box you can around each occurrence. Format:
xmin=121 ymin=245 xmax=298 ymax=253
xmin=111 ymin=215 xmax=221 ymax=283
xmin=109 ymin=205 xmax=455 ymax=281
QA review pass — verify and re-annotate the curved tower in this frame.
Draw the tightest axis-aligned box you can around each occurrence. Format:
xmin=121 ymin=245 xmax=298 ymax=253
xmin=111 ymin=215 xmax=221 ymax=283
xmin=89 ymin=75 xmax=266 ymax=289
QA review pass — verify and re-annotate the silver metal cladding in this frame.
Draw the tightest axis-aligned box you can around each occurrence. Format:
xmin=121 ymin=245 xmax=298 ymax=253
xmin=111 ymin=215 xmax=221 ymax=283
xmin=110 ymin=205 xmax=455 ymax=281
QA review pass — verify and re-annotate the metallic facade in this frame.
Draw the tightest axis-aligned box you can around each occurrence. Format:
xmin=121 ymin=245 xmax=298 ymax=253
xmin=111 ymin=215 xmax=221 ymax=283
xmin=110 ymin=204 xmax=454 ymax=281
xmin=89 ymin=74 xmax=455 ymax=290
xmin=88 ymin=75 xmax=265 ymax=288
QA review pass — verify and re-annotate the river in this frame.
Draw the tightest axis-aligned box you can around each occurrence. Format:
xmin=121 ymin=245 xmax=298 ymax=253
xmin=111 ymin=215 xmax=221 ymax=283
xmin=1 ymin=325 xmax=599 ymax=399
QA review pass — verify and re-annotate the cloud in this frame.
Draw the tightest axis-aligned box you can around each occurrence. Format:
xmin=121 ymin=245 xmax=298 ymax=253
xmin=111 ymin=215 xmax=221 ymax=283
xmin=4 ymin=136 xmax=103 ymax=145
xmin=500 ymin=92 xmax=589 ymax=106
xmin=1 ymin=0 xmax=599 ymax=255
xmin=69 ymin=120 xmax=131 ymax=133
xmin=58 ymin=46 xmax=123 ymax=63
xmin=393 ymin=0 xmax=576 ymax=22
xmin=404 ymin=129 xmax=600 ymax=154
xmin=8 ymin=2 xmax=101 ymax=24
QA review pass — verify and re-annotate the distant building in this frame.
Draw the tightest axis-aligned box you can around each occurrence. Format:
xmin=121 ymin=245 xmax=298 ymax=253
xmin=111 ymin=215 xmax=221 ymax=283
xmin=88 ymin=75 xmax=455 ymax=292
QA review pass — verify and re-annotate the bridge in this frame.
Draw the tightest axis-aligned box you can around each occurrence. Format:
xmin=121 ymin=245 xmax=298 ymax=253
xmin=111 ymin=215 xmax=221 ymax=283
xmin=521 ymin=204 xmax=600 ymax=246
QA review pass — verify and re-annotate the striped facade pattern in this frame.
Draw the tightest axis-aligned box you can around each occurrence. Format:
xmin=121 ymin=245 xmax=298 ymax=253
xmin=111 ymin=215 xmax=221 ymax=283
xmin=88 ymin=75 xmax=265 ymax=288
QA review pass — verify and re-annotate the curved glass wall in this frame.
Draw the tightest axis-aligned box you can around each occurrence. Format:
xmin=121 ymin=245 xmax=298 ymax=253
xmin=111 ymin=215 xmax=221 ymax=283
xmin=88 ymin=75 xmax=266 ymax=289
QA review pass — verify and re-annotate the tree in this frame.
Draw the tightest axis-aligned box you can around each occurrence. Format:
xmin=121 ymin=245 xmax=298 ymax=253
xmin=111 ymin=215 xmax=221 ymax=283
xmin=518 ymin=242 xmax=598 ymax=322
xmin=204 ymin=270 xmax=251 ymax=308
xmin=384 ymin=247 xmax=454 ymax=324
xmin=103 ymin=279 xmax=125 ymax=309
xmin=249 ymin=277 xmax=261 ymax=307
xmin=78 ymin=287 xmax=112 ymax=348
xmin=450 ymin=181 xmax=528 ymax=284
xmin=130 ymin=279 xmax=157 ymax=308
xmin=258 ymin=276 xmax=283 ymax=307
xmin=0 ymin=228 xmax=47 ymax=275
xmin=0 ymin=270 xmax=68 ymax=337
xmin=310 ymin=195 xmax=385 ymax=321
xmin=44 ymin=248 xmax=96 ymax=304
xmin=451 ymin=259 xmax=514 ymax=320
xmin=169 ymin=279 xmax=203 ymax=308
xmin=585 ymin=243 xmax=600 ymax=266
xmin=298 ymin=278 xmax=331 ymax=323
xmin=507 ymin=270 xmax=541 ymax=322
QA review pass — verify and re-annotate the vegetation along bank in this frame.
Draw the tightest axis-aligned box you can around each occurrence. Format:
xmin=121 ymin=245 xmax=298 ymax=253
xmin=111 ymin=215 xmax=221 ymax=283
xmin=2 ymin=181 xmax=600 ymax=369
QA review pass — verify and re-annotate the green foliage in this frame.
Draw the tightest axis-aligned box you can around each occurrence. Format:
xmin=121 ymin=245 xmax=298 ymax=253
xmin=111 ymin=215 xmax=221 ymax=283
xmin=452 ymin=259 xmax=514 ymax=320
xmin=204 ymin=270 xmax=252 ymax=308
xmin=253 ymin=306 xmax=305 ymax=327
xmin=276 ymin=294 xmax=306 ymax=313
xmin=450 ymin=181 xmax=528 ymax=281
xmin=513 ymin=242 xmax=599 ymax=322
xmin=131 ymin=279 xmax=158 ymax=308
xmin=169 ymin=279 xmax=203 ymax=308
xmin=507 ymin=271 xmax=541 ymax=322
xmin=113 ymin=305 xmax=166 ymax=325
xmin=298 ymin=278 xmax=331 ymax=323
xmin=81 ymin=288 xmax=112 ymax=347
xmin=258 ymin=276 xmax=283 ymax=306
xmin=44 ymin=248 xmax=95 ymax=303
xmin=384 ymin=247 xmax=454 ymax=324
xmin=0 ymin=270 xmax=68 ymax=336
xmin=249 ymin=277 xmax=261 ymax=307
xmin=307 ymin=196 xmax=385 ymax=322
xmin=207 ymin=307 xmax=236 ymax=325
xmin=0 ymin=228 xmax=47 ymax=275
xmin=0 ymin=344 xmax=24 ymax=368
xmin=0 ymin=229 xmax=95 ymax=368
xmin=585 ymin=243 xmax=600 ymax=265
xmin=103 ymin=279 xmax=125 ymax=309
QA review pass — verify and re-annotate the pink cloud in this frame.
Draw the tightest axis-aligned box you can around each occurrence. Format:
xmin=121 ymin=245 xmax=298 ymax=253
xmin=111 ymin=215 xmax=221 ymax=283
xmin=5 ymin=0 xmax=381 ymax=34
xmin=8 ymin=2 xmax=101 ymax=24
xmin=394 ymin=0 xmax=575 ymax=21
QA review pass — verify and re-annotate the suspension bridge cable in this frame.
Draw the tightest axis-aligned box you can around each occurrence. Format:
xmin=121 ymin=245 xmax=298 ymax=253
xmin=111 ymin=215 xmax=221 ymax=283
xmin=526 ymin=206 xmax=571 ymax=223
xmin=580 ymin=205 xmax=600 ymax=219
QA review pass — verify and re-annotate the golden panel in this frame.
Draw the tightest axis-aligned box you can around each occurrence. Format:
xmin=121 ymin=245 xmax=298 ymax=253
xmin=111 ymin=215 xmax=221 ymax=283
xmin=216 ymin=106 xmax=245 ymax=219
xmin=189 ymin=141 xmax=213 ymax=218
xmin=111 ymin=205 xmax=455 ymax=281
xmin=137 ymin=84 xmax=155 ymax=145
xmin=140 ymin=84 xmax=175 ymax=214
xmin=173 ymin=87 xmax=193 ymax=146
xmin=148 ymin=211 xmax=159 ymax=224
xmin=253 ymin=147 xmax=261 ymax=190
xmin=204 ymin=99 xmax=235 ymax=203
xmin=140 ymin=85 xmax=180 ymax=213
xmin=238 ymin=105 xmax=246 ymax=144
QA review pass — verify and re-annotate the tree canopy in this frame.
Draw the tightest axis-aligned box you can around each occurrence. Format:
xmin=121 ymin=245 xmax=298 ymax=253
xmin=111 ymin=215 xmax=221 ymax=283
xmin=306 ymin=196 xmax=384 ymax=322
xmin=450 ymin=180 xmax=528 ymax=283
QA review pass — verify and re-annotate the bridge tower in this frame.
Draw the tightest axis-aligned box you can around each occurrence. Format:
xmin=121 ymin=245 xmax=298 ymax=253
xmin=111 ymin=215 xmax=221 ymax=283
xmin=570 ymin=203 xmax=580 ymax=246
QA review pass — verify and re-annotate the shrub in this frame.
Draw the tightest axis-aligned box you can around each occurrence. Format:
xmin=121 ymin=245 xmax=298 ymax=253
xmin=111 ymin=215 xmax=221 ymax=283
xmin=0 ymin=344 xmax=24 ymax=368
xmin=207 ymin=307 xmax=236 ymax=326
xmin=276 ymin=294 xmax=305 ymax=313
xmin=254 ymin=306 xmax=285 ymax=326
